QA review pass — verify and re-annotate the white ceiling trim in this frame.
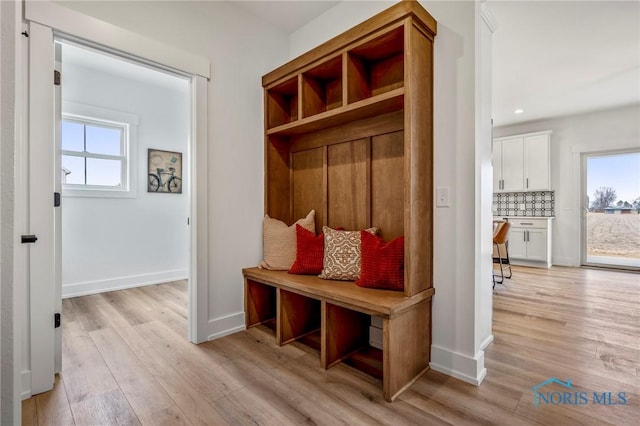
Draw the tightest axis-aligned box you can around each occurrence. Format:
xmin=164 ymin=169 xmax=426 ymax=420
xmin=25 ymin=0 xmax=210 ymax=79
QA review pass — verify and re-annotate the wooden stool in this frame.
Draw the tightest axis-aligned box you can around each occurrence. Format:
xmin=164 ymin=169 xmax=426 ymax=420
xmin=493 ymin=222 xmax=512 ymax=288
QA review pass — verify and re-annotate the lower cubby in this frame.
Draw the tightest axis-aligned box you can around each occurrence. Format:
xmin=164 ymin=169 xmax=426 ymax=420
xmin=322 ymin=302 xmax=371 ymax=369
xmin=245 ymin=279 xmax=276 ymax=332
xmin=278 ymin=289 xmax=321 ymax=347
xmin=343 ymin=346 xmax=383 ymax=380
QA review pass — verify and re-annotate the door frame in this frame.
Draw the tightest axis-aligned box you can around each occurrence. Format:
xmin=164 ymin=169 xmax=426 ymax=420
xmin=580 ymin=148 xmax=640 ymax=270
xmin=23 ymin=1 xmax=211 ymax=397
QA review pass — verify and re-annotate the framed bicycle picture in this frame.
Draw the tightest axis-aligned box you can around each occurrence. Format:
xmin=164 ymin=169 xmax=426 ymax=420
xmin=147 ymin=149 xmax=183 ymax=193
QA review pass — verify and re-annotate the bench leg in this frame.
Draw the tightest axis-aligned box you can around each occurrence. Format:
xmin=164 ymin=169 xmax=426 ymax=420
xmin=383 ymin=300 xmax=431 ymax=401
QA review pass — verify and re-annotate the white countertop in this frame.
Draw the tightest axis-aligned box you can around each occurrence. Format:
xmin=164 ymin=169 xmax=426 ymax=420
xmin=493 ymin=216 xmax=555 ymax=220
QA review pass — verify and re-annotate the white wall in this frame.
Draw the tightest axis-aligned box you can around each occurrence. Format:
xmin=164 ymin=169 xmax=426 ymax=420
xmin=493 ymin=104 xmax=640 ymax=266
xmin=56 ymin=1 xmax=290 ymax=338
xmin=291 ymin=0 xmax=493 ymax=385
xmin=1 ymin=0 xmax=22 ymax=421
xmin=60 ymin=59 xmax=190 ymax=297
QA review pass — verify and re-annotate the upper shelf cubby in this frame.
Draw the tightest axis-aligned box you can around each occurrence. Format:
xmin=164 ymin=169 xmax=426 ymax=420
xmin=347 ymin=26 xmax=404 ymax=104
xmin=266 ymin=77 xmax=299 ymax=129
xmin=302 ymin=56 xmax=343 ymax=118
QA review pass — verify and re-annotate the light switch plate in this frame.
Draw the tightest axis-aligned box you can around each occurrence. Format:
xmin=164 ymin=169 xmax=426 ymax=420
xmin=436 ymin=187 xmax=450 ymax=207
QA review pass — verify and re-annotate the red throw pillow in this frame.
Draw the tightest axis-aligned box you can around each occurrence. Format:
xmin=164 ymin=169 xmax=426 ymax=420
xmin=356 ymin=231 xmax=404 ymax=291
xmin=288 ymin=225 xmax=325 ymax=275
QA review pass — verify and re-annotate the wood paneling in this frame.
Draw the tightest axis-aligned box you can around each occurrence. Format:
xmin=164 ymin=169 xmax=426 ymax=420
xmin=265 ymin=136 xmax=291 ymax=223
xmin=292 ymin=148 xmax=325 ymax=228
xmin=327 ymin=139 xmax=369 ymax=230
xmin=403 ymin=23 xmax=434 ymax=295
xmin=290 ymin=110 xmax=403 ymax=153
xmin=371 ymin=131 xmax=404 ymax=239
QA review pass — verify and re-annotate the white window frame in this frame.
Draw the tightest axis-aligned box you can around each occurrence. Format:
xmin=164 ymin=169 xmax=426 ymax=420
xmin=61 ymin=101 xmax=138 ymax=198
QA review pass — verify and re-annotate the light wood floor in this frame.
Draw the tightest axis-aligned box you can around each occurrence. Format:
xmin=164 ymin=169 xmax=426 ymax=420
xmin=22 ymin=267 xmax=639 ymax=425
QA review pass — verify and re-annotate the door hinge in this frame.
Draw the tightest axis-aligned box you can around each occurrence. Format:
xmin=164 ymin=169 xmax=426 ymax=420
xmin=54 ymin=192 xmax=61 ymax=207
xmin=54 ymin=313 xmax=61 ymax=328
xmin=54 ymin=70 xmax=61 ymax=86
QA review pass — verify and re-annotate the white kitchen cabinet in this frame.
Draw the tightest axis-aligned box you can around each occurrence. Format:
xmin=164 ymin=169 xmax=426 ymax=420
xmin=500 ymin=217 xmax=553 ymax=268
xmin=507 ymin=227 xmax=527 ymax=259
xmin=493 ymin=131 xmax=551 ymax=192
xmin=523 ymin=134 xmax=550 ymax=191
xmin=500 ymin=137 xmax=524 ymax=191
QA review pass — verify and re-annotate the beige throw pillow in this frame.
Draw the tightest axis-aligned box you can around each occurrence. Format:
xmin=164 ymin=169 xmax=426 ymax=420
xmin=319 ymin=226 xmax=378 ymax=281
xmin=259 ymin=210 xmax=315 ymax=270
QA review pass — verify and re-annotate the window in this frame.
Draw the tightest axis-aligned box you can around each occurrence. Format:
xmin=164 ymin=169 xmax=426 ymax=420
xmin=61 ymin=102 xmax=138 ymax=198
xmin=62 ymin=117 xmax=128 ymax=186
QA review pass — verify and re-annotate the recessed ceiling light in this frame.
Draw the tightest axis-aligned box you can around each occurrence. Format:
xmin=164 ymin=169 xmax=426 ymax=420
xmin=514 ymin=108 xmax=524 ymax=114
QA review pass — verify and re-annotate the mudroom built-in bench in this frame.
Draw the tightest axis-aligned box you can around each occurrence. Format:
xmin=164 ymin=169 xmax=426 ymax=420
xmin=243 ymin=1 xmax=437 ymax=402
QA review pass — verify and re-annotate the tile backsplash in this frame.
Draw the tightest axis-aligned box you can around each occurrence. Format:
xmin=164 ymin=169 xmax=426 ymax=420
xmin=493 ymin=191 xmax=555 ymax=217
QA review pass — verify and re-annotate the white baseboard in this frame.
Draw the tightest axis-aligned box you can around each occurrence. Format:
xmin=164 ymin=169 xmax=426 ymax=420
xmin=62 ymin=269 xmax=188 ymax=298
xmin=206 ymin=311 xmax=246 ymax=341
xmin=21 ymin=370 xmax=32 ymax=400
xmin=552 ymin=256 xmax=578 ymax=267
xmin=480 ymin=334 xmax=494 ymax=350
xmin=430 ymin=344 xmax=487 ymax=386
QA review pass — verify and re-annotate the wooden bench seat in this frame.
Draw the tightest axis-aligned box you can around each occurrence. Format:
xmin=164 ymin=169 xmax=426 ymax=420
xmin=243 ymin=267 xmax=435 ymax=401
xmin=243 ymin=267 xmax=434 ymax=318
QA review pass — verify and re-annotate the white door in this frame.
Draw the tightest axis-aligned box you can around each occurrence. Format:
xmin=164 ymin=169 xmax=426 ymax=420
xmin=501 ymin=137 xmax=524 ymax=191
xmin=28 ymin=22 xmax=61 ymax=394
xmin=524 ymin=134 xmax=550 ymax=190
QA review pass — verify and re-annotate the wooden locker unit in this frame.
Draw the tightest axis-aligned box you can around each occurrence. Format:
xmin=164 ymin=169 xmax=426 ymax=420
xmin=244 ymin=1 xmax=437 ymax=401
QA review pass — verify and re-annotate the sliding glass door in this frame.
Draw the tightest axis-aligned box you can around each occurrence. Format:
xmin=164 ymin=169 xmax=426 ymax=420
xmin=582 ymin=150 xmax=640 ymax=270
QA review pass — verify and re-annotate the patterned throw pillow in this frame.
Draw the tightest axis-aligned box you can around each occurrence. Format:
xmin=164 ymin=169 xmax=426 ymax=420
xmin=356 ymin=231 xmax=404 ymax=291
xmin=319 ymin=226 xmax=378 ymax=281
xmin=259 ymin=210 xmax=315 ymax=270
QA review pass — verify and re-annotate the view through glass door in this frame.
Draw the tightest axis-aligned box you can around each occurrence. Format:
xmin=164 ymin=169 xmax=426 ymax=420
xmin=583 ymin=150 xmax=640 ymax=269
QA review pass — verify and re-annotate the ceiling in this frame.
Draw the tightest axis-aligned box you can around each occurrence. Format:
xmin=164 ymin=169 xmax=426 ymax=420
xmin=62 ymin=1 xmax=640 ymax=128
xmin=235 ymin=0 xmax=640 ymax=127
xmin=61 ymin=42 xmax=190 ymax=92
xmin=488 ymin=0 xmax=639 ymax=126
xmin=232 ymin=0 xmax=340 ymax=33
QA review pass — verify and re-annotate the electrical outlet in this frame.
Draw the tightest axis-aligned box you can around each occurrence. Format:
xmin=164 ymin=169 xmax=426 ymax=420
xmin=436 ymin=187 xmax=450 ymax=207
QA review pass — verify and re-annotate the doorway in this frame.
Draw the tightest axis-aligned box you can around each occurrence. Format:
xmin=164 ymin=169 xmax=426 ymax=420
xmin=25 ymin=14 xmax=209 ymax=397
xmin=582 ymin=150 xmax=640 ymax=270
xmin=58 ymin=41 xmax=191 ymax=300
